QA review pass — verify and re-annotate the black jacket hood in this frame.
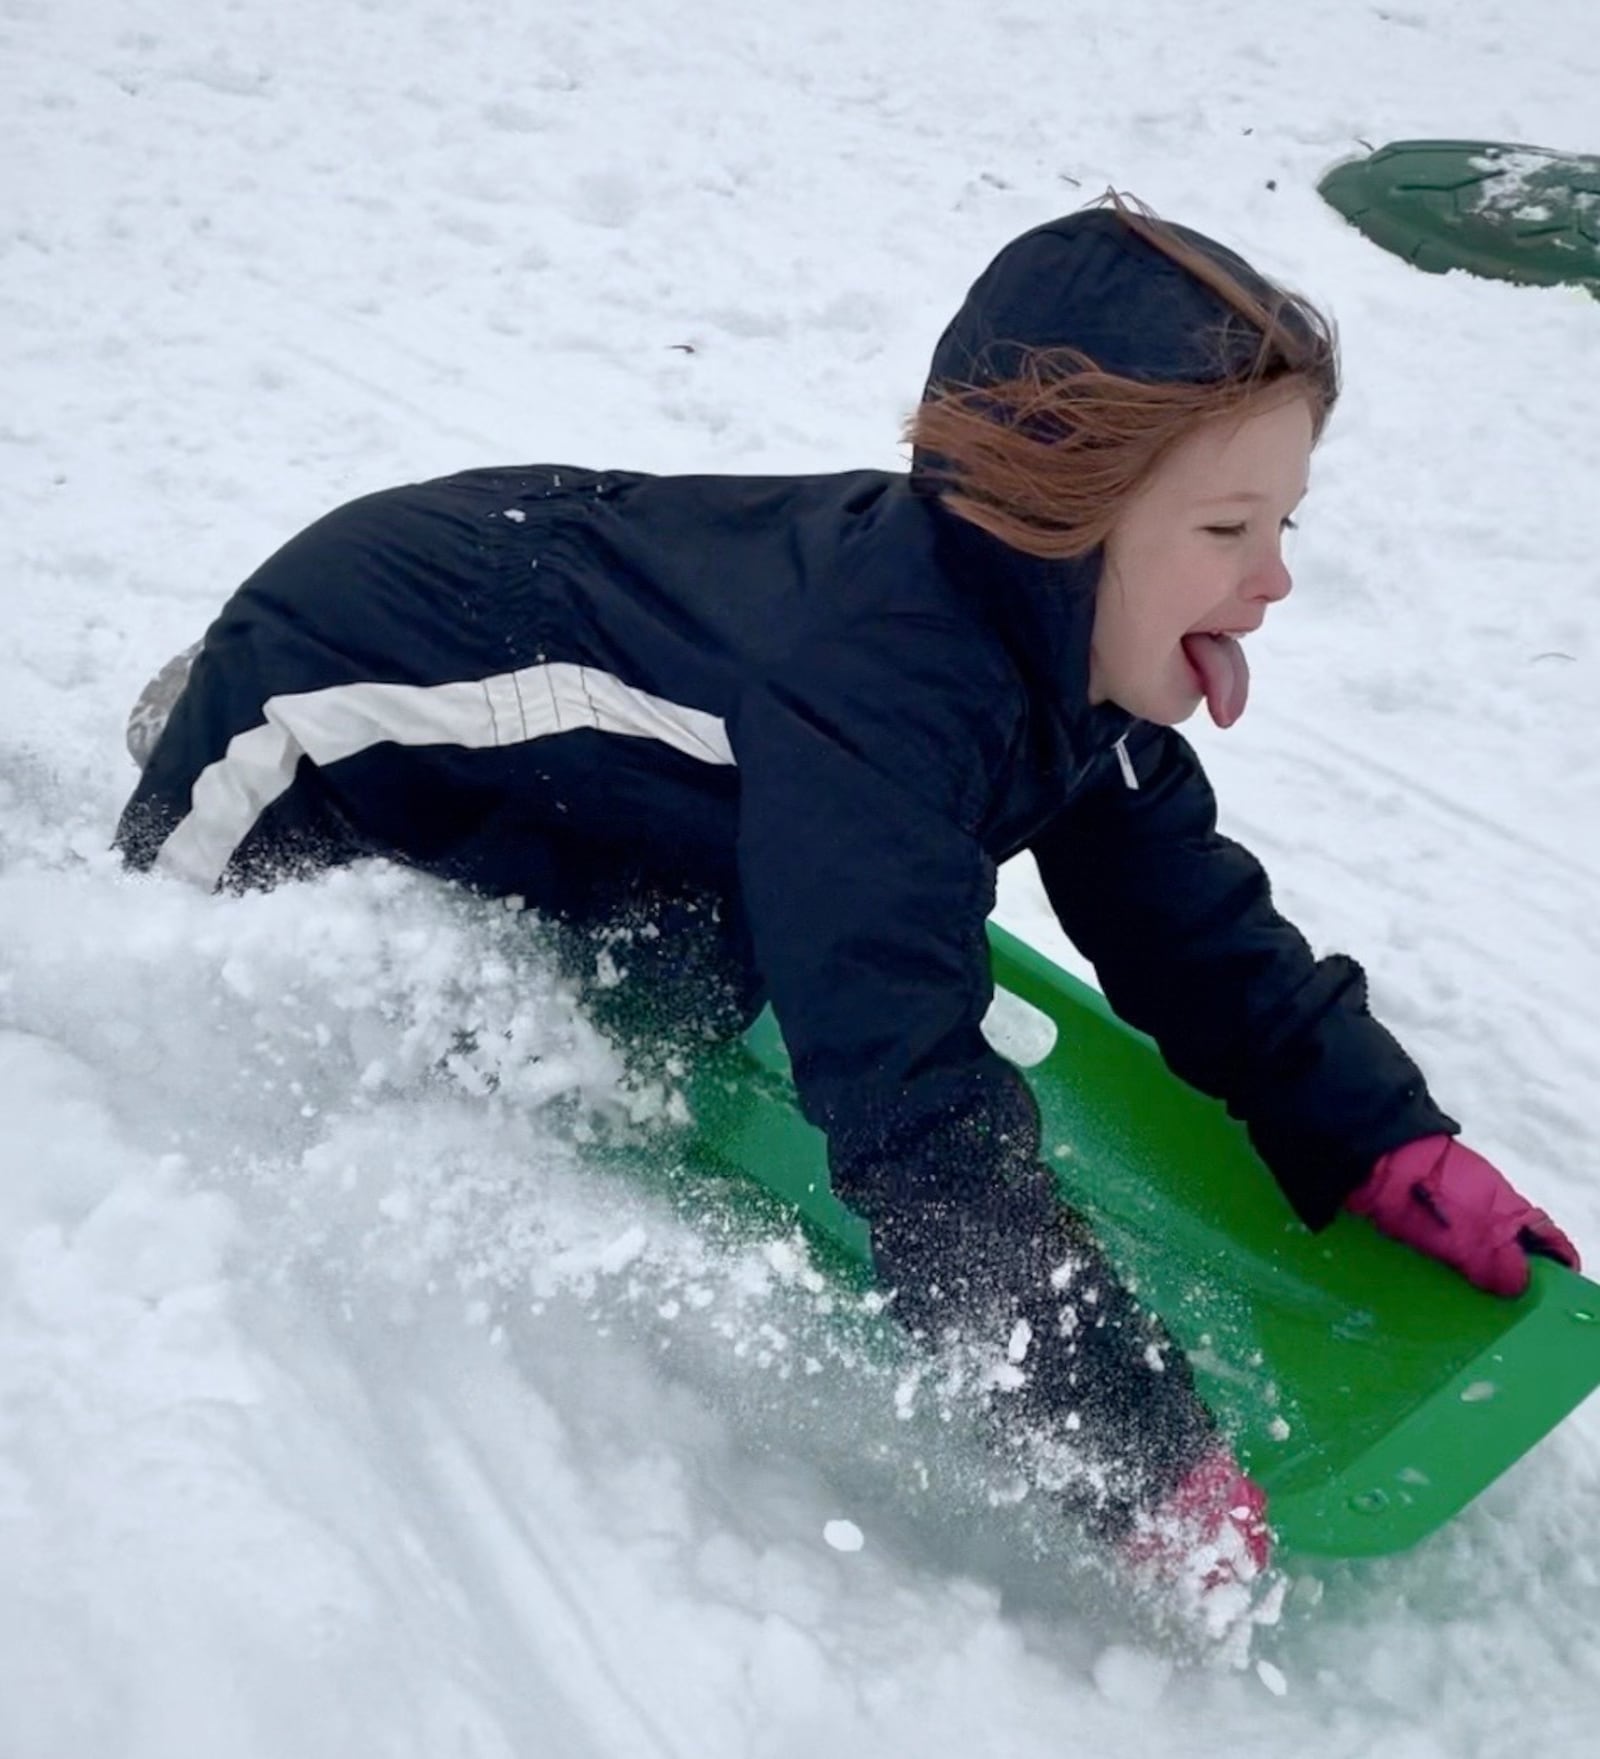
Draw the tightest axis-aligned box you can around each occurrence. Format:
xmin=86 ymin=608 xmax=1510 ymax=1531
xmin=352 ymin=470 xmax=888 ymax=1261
xmin=918 ymin=207 xmax=1276 ymax=409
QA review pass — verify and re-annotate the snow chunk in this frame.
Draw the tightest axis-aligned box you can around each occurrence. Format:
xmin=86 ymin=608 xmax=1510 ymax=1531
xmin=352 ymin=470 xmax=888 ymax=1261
xmin=823 ymin=1520 xmax=864 ymax=1554
xmin=1256 ymin=1658 xmax=1289 ymax=1697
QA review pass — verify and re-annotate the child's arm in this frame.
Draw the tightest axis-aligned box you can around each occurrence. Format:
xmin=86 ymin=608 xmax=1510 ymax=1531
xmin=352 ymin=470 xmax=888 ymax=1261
xmin=1031 ymin=725 xmax=1460 ymax=1230
xmin=731 ymin=647 xmax=1221 ymax=1529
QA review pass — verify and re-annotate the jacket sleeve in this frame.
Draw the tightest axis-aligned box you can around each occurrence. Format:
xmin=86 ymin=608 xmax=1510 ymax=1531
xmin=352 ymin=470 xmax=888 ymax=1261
xmin=730 ymin=617 xmax=1025 ymax=1213
xmin=730 ymin=628 xmax=1217 ymax=1524
xmin=1031 ymin=726 xmax=1458 ymax=1229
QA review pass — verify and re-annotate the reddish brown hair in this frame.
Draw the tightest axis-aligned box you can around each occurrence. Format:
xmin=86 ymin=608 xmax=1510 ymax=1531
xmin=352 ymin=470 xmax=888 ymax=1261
xmin=906 ymin=195 xmax=1339 ymax=560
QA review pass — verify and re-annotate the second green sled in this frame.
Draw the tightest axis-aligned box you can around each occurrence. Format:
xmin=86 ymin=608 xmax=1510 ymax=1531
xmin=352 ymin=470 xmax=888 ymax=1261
xmin=1318 ymin=138 xmax=1600 ymax=298
xmin=665 ymin=921 xmax=1600 ymax=1560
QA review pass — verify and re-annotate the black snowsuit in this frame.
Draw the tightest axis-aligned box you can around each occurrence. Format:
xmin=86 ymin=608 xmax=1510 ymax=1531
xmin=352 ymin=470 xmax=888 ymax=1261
xmin=116 ymin=211 xmax=1457 ymax=1528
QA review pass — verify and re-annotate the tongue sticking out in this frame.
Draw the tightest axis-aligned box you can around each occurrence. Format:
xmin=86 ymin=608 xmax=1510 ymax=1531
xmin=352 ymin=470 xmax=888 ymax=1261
xmin=1181 ymin=632 xmax=1250 ymax=729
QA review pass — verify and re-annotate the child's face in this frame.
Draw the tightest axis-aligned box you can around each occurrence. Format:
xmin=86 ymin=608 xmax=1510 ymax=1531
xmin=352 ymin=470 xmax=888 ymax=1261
xmin=1090 ymin=393 xmax=1314 ymax=729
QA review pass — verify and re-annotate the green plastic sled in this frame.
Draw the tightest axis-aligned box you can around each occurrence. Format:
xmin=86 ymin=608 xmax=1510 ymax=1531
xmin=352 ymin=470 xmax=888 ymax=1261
xmin=670 ymin=922 xmax=1600 ymax=1560
xmin=1319 ymin=139 xmax=1600 ymax=298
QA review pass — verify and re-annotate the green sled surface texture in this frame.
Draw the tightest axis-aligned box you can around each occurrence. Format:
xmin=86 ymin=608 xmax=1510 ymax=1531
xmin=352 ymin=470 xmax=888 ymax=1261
xmin=1319 ymin=139 xmax=1600 ymax=297
xmin=671 ymin=921 xmax=1600 ymax=1561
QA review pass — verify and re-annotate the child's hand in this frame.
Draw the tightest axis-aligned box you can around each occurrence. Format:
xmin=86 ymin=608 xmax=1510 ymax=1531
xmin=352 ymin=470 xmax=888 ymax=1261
xmin=1345 ymin=1134 xmax=1581 ymax=1297
xmin=1122 ymin=1449 xmax=1271 ymax=1589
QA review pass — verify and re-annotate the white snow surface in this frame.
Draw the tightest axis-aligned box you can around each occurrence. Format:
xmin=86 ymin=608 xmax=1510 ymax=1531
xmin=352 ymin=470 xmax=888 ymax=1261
xmin=5 ymin=0 xmax=1600 ymax=1750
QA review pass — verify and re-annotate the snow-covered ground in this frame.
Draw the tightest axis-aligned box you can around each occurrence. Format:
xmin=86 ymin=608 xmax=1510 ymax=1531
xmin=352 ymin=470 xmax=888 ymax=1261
xmin=5 ymin=0 xmax=1600 ymax=1750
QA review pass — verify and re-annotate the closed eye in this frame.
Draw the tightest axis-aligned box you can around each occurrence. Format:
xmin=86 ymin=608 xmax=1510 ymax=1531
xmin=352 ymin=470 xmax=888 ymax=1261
xmin=1203 ymin=517 xmax=1299 ymax=537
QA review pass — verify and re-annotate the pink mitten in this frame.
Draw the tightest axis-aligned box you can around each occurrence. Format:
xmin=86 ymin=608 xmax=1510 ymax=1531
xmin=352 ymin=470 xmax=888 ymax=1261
xmin=1346 ymin=1134 xmax=1581 ymax=1297
xmin=1123 ymin=1450 xmax=1271 ymax=1589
